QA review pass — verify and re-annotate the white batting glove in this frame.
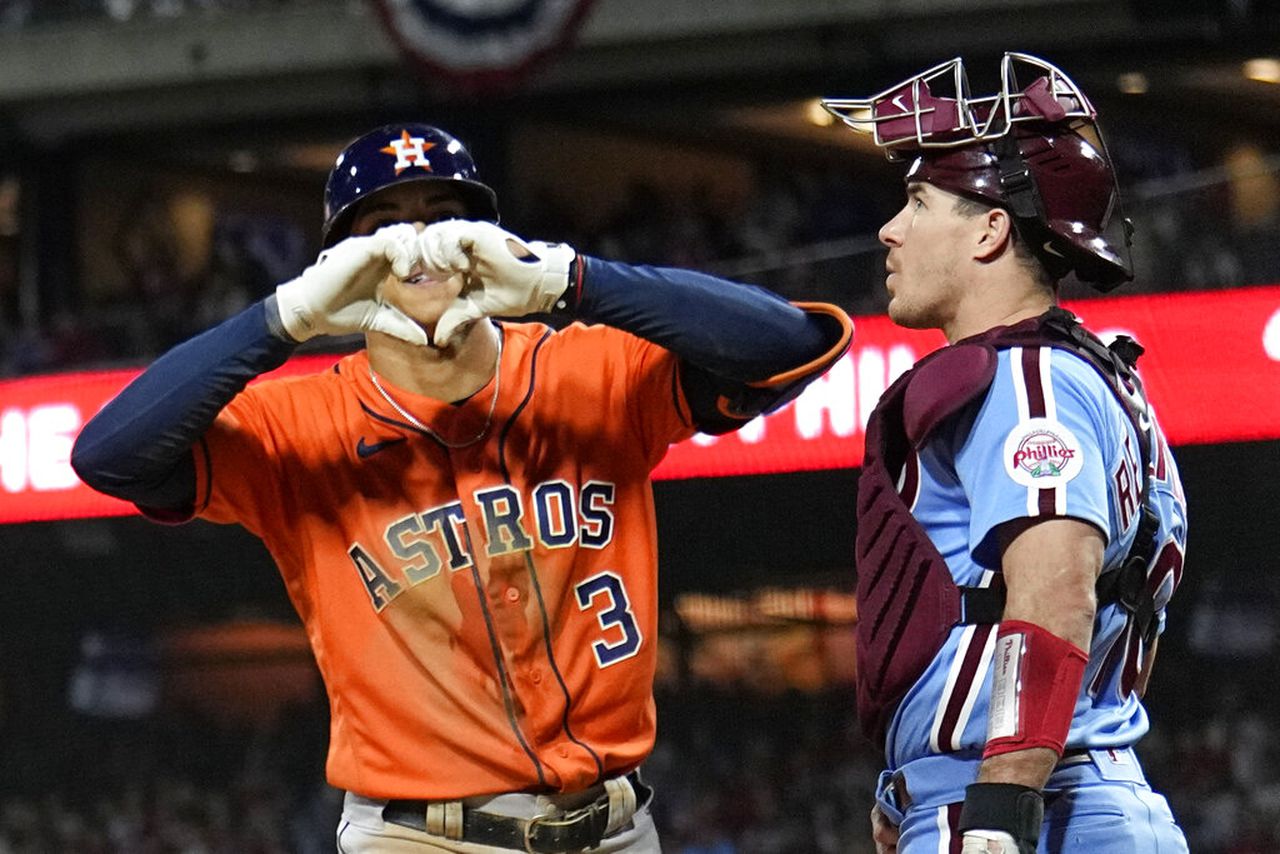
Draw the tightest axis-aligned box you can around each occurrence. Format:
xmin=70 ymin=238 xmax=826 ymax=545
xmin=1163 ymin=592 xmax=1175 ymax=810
xmin=275 ymin=223 xmax=428 ymax=346
xmin=419 ymin=220 xmax=575 ymax=346
xmin=960 ymin=830 xmax=1021 ymax=854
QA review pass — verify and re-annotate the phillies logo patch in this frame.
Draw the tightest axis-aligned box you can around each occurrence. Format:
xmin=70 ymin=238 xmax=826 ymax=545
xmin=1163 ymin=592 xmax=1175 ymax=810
xmin=1002 ymin=417 xmax=1084 ymax=487
xmin=1014 ymin=432 xmax=1074 ymax=476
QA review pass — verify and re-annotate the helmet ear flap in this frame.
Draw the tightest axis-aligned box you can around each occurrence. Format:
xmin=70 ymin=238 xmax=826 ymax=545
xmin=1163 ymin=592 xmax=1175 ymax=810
xmin=1023 ymin=126 xmax=1135 ymax=289
xmin=991 ymin=133 xmax=1117 ymax=285
xmin=1064 ymin=214 xmax=1136 ymax=290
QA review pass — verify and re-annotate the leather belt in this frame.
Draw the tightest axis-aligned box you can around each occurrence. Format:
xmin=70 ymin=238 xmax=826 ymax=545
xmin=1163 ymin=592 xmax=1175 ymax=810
xmin=1057 ymin=747 xmax=1092 ymax=766
xmin=888 ymin=770 xmax=912 ymax=811
xmin=382 ymin=771 xmax=652 ymax=853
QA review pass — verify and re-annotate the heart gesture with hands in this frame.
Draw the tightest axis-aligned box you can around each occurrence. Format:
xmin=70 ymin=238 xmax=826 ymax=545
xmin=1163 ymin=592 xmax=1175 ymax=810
xmin=416 ymin=220 xmax=577 ymax=346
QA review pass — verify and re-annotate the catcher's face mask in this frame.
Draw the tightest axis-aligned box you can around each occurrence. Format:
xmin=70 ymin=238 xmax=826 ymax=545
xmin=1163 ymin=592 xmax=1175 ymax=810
xmin=822 ymin=53 xmax=1134 ymax=289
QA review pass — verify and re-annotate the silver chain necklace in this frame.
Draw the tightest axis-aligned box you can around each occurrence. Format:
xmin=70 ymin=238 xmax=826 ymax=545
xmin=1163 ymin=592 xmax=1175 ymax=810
xmin=367 ymin=331 xmax=503 ymax=449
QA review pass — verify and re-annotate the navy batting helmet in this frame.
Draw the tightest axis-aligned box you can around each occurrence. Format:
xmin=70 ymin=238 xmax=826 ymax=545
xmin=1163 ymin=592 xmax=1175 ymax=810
xmin=321 ymin=123 xmax=499 ymax=248
xmin=822 ymin=53 xmax=1133 ymax=289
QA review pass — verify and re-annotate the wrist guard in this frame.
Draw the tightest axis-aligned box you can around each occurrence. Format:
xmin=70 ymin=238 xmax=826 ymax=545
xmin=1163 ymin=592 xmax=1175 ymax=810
xmin=551 ymin=254 xmax=584 ymax=316
xmin=958 ymin=782 xmax=1043 ymax=854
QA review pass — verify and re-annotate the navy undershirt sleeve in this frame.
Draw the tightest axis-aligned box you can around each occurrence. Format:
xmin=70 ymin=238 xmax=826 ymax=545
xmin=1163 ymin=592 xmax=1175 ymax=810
xmin=575 ymin=256 xmax=830 ymax=382
xmin=573 ymin=256 xmax=844 ymax=431
xmin=70 ymin=298 xmax=297 ymax=511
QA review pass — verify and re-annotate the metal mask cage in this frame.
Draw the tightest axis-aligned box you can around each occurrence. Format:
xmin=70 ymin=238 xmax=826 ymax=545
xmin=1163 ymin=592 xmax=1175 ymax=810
xmin=821 ymin=53 xmax=1097 ymax=158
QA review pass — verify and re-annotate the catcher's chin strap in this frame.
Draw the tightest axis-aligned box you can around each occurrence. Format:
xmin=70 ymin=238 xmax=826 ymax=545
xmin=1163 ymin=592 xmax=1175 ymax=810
xmin=959 ymin=316 xmax=1163 ymax=648
xmin=993 ymin=135 xmax=1044 ymax=223
xmin=992 ymin=135 xmax=1074 ymax=282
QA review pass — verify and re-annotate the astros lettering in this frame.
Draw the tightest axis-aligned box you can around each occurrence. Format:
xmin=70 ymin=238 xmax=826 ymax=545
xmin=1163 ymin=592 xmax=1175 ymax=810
xmin=348 ymin=479 xmax=617 ymax=612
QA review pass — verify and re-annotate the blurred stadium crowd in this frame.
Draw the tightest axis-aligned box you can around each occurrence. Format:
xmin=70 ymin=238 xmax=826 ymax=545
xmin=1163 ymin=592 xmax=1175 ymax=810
xmin=0 ymin=577 xmax=1276 ymax=853
xmin=0 ymin=680 xmax=1277 ymax=853
xmin=0 ymin=161 xmax=893 ymax=378
xmin=2 ymin=125 xmax=1278 ymax=379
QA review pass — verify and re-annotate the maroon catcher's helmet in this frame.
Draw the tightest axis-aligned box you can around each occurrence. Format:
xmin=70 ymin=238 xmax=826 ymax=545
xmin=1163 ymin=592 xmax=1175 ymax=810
xmin=822 ymin=53 xmax=1133 ymax=289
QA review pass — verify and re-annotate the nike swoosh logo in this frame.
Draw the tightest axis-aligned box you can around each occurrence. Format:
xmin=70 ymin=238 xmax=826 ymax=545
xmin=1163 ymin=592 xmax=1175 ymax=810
xmin=891 ymin=93 xmax=909 ymax=113
xmin=356 ymin=437 xmax=406 ymax=459
xmin=1043 ymin=240 xmax=1065 ymax=259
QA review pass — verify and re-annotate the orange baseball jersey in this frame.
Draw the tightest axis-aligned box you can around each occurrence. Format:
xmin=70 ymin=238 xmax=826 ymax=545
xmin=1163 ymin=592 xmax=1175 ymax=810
xmin=190 ymin=315 xmax=844 ymax=800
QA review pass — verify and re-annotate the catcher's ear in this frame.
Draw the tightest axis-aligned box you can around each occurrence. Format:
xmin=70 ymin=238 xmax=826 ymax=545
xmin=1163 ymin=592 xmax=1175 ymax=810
xmin=973 ymin=207 xmax=1015 ymax=263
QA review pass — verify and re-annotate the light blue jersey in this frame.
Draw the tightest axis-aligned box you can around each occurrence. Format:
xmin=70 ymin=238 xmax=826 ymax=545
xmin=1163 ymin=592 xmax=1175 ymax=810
xmin=874 ymin=343 xmax=1189 ymax=852
xmin=886 ymin=344 xmax=1187 ymax=769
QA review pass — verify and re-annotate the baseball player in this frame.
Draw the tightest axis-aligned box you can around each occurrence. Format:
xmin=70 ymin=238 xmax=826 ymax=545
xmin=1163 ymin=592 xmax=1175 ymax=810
xmin=820 ymin=54 xmax=1189 ymax=853
xmin=70 ymin=123 xmax=852 ymax=852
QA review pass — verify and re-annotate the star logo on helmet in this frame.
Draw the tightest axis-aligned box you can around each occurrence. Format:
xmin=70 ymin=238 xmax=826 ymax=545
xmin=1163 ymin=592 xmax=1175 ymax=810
xmin=380 ymin=130 xmax=437 ymax=175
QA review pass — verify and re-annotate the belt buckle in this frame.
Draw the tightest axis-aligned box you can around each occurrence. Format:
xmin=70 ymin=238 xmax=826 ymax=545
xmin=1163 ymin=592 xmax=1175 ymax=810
xmin=522 ymin=811 xmax=556 ymax=854
xmin=889 ymin=770 xmax=912 ymax=811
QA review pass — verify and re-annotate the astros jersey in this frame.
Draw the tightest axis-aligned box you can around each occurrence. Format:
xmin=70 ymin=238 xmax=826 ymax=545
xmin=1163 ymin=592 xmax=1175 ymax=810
xmin=884 ymin=344 xmax=1187 ymax=770
xmin=190 ymin=321 xmax=699 ymax=800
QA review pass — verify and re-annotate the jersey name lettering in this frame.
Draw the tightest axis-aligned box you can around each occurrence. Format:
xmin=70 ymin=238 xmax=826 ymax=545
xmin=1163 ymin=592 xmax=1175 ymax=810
xmin=347 ymin=479 xmax=618 ymax=610
xmin=1112 ymin=432 xmax=1141 ymax=532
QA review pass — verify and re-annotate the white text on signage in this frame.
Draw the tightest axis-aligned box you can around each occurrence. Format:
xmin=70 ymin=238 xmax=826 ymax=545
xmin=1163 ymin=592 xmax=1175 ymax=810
xmin=0 ymin=405 xmax=82 ymax=493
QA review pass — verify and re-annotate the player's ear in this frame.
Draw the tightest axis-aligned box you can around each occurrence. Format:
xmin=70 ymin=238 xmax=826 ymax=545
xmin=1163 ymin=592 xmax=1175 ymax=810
xmin=973 ymin=207 xmax=1015 ymax=263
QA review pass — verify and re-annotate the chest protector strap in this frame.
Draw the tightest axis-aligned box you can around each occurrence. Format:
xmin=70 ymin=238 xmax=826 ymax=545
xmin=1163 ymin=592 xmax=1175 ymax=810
xmin=855 ymin=308 xmax=1157 ymax=746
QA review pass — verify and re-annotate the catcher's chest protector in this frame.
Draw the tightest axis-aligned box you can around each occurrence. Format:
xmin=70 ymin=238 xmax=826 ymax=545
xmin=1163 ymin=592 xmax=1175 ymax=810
xmin=855 ymin=309 xmax=1149 ymax=746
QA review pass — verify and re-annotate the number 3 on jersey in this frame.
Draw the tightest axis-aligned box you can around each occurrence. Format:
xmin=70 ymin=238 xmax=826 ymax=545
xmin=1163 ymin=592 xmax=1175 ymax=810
xmin=575 ymin=572 xmax=643 ymax=668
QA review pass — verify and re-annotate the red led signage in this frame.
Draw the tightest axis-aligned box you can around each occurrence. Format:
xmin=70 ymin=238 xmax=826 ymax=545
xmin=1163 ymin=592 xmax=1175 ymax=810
xmin=653 ymin=286 xmax=1280 ymax=479
xmin=2 ymin=286 xmax=1278 ymax=523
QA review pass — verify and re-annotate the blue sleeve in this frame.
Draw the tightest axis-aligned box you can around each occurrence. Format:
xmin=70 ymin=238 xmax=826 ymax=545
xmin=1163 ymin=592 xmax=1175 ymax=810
xmin=70 ymin=298 xmax=297 ymax=512
xmin=956 ymin=347 xmax=1113 ymax=568
xmin=577 ymin=256 xmax=831 ymax=380
xmin=575 ymin=256 xmax=851 ymax=429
